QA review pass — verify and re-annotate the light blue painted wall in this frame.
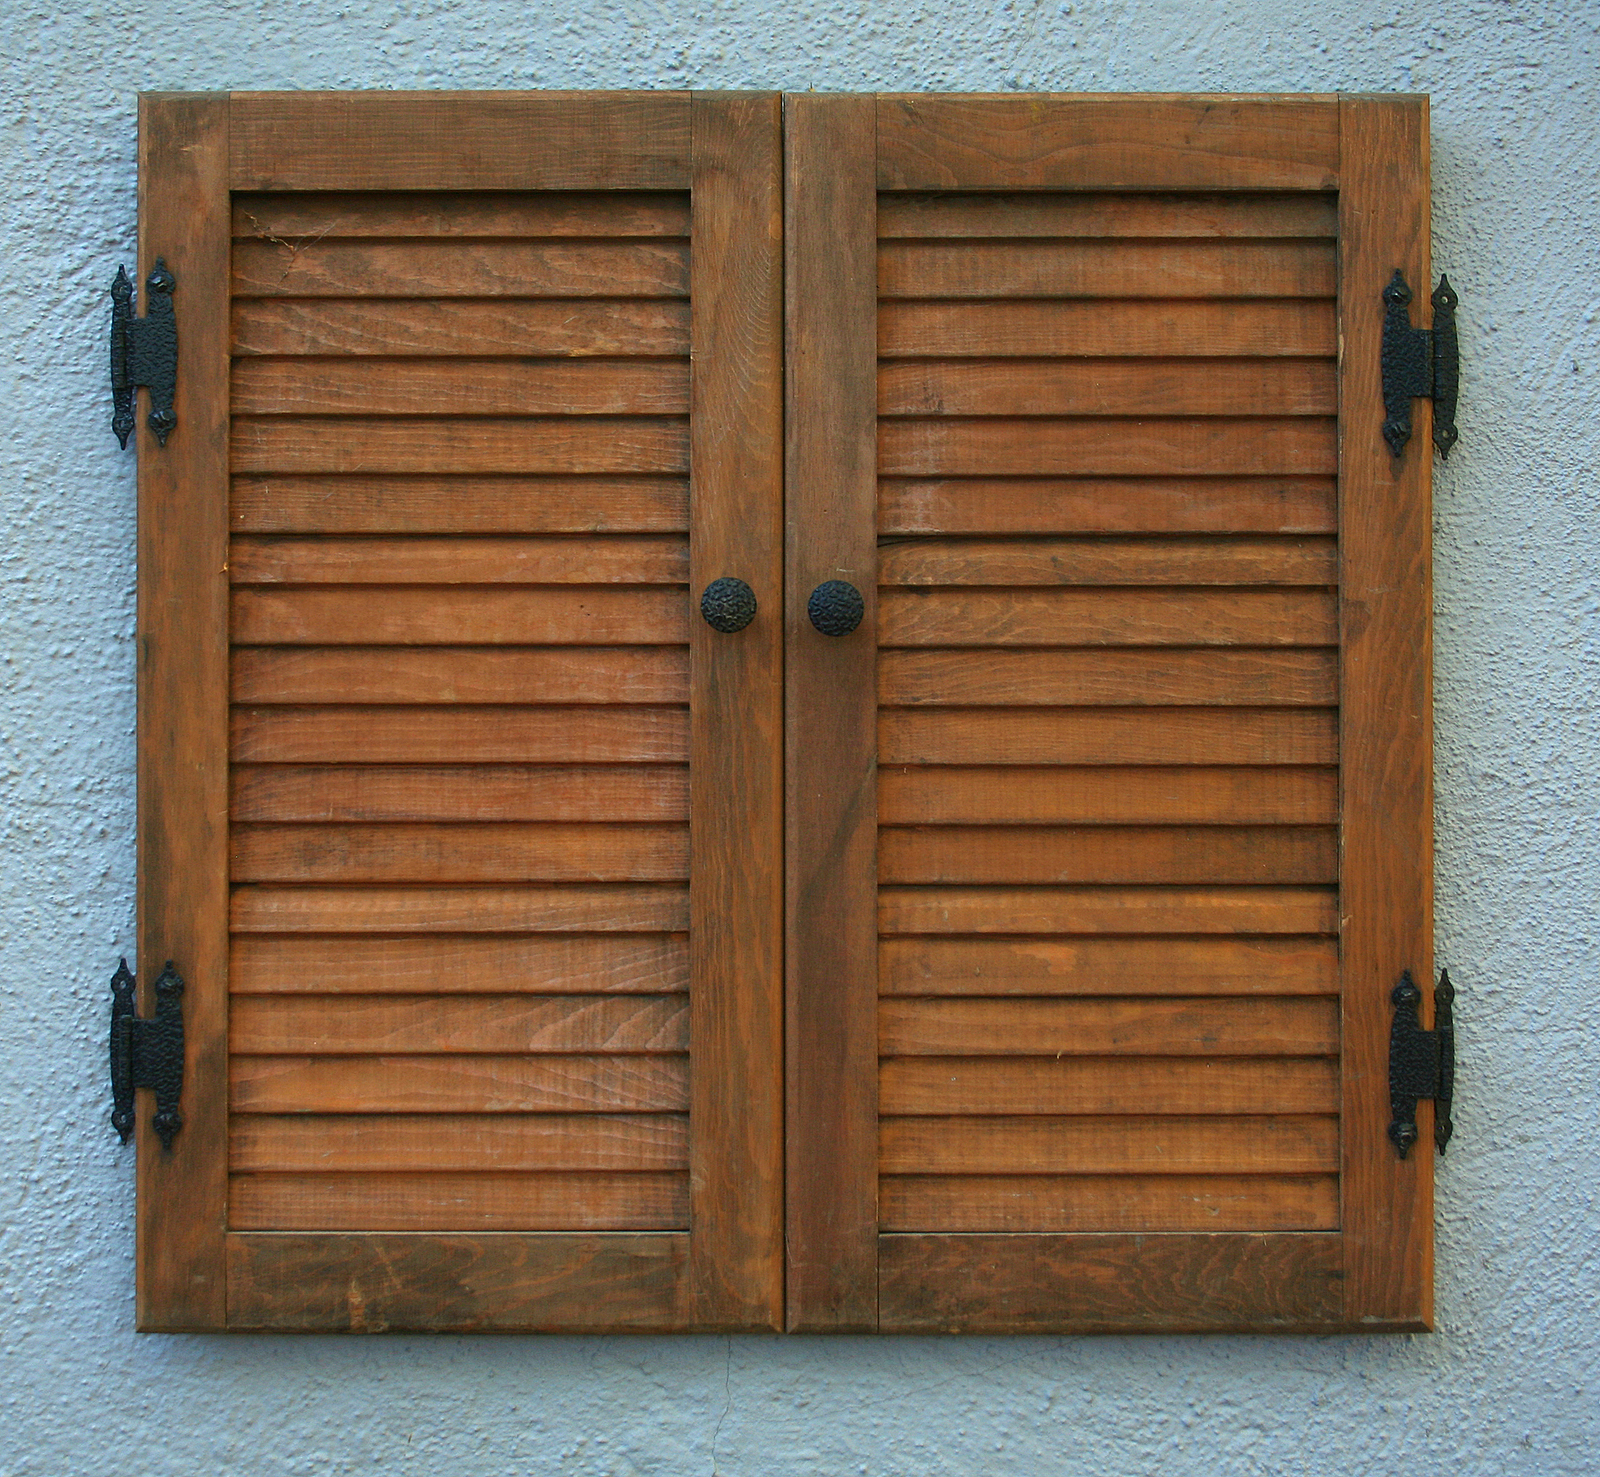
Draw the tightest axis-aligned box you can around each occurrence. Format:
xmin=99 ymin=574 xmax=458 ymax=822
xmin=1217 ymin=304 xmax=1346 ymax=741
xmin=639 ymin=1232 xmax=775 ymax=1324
xmin=2 ymin=2 xmax=1596 ymax=1472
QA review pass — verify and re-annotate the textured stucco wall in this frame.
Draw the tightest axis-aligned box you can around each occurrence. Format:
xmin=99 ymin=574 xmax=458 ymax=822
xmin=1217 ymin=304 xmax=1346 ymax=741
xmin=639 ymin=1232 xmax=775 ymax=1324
xmin=2 ymin=2 xmax=1597 ymax=1473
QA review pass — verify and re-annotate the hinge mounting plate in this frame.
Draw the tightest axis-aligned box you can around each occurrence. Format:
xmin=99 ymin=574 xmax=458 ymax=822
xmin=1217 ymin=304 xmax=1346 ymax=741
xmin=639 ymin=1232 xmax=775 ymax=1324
xmin=1388 ymin=968 xmax=1456 ymax=1159
xmin=1381 ymin=270 xmax=1460 ymax=460
xmin=109 ymin=260 xmax=177 ymax=448
xmin=108 ymin=958 xmax=186 ymax=1150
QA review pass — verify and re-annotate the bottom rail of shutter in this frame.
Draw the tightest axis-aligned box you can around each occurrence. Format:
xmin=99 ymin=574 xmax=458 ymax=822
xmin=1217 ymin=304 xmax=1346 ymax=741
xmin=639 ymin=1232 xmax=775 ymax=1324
xmin=221 ymin=1231 xmax=690 ymax=1333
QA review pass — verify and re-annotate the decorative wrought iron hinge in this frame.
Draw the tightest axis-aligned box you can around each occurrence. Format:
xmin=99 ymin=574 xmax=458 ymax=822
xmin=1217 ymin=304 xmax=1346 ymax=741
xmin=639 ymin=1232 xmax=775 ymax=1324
xmin=109 ymin=260 xmax=177 ymax=448
xmin=1381 ymin=269 xmax=1460 ymax=460
xmin=1387 ymin=968 xmax=1456 ymax=1160
xmin=108 ymin=959 xmax=186 ymax=1150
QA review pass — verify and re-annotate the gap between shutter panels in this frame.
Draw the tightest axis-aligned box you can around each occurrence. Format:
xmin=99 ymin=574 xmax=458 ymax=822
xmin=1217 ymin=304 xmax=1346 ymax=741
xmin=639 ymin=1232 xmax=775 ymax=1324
xmin=226 ymin=189 xmax=694 ymax=1235
xmin=873 ymin=189 xmax=1341 ymax=1237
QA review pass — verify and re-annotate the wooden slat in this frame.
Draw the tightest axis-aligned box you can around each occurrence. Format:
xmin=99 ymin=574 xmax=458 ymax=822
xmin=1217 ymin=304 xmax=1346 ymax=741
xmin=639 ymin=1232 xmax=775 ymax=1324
xmin=230 ymin=1172 xmax=688 ymax=1231
xmin=232 ymin=1113 xmax=689 ymax=1172
xmin=879 ymin=589 xmax=1336 ymax=648
xmin=879 ymin=1114 xmax=1339 ymax=1174
xmin=878 ymin=885 xmax=1339 ymax=936
xmin=878 ymin=996 xmax=1337 ymax=1056
xmin=875 ymin=95 xmax=1340 ymax=192
xmin=230 ymin=884 xmax=689 ymax=934
xmin=232 ymin=764 xmax=689 ymax=822
xmin=880 ymin=417 xmax=1338 ymax=478
xmin=233 ymin=191 xmax=691 ymax=239
xmin=233 ymin=299 xmax=691 ymax=358
xmin=231 ymin=647 xmax=688 ymax=705
xmin=878 ymin=477 xmax=1337 ymax=536
xmin=879 ymin=239 xmax=1333 ymax=299
xmin=232 ymin=360 xmax=689 ymax=417
xmin=878 ymin=1056 xmax=1338 ymax=1115
xmin=230 ymin=92 xmax=693 ymax=192
xmin=878 ymin=767 xmax=1338 ymax=826
xmin=227 ymin=1231 xmax=691 ymax=1333
xmin=880 ymin=536 xmax=1335 ymax=587
xmin=878 ymin=824 xmax=1337 ymax=885
xmin=231 ymin=535 xmax=688 ymax=585
xmin=232 ymin=706 xmax=687 ymax=764
xmin=878 ymin=1232 xmax=1345 ymax=1334
xmin=232 ymin=417 xmax=689 ymax=476
xmin=879 ymin=300 xmax=1335 ymax=359
xmin=879 ymin=649 xmax=1336 ymax=707
xmin=232 ymin=586 xmax=685 ymax=646
xmin=231 ymin=1053 xmax=690 ymax=1113
xmin=879 ymin=1174 xmax=1338 ymax=1233
xmin=879 ymin=359 xmax=1335 ymax=418
xmin=880 ymin=935 xmax=1340 ymax=997
xmin=231 ymin=934 xmax=690 ymax=995
xmin=232 ymin=993 xmax=688 ymax=1053
xmin=880 ymin=708 xmax=1338 ymax=766
xmin=232 ymin=475 xmax=689 ymax=534
xmin=877 ymin=192 xmax=1338 ymax=239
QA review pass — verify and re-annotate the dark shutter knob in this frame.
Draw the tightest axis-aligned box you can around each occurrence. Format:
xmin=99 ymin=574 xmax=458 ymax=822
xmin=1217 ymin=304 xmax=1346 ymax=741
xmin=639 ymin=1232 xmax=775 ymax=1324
xmin=700 ymin=577 xmax=757 ymax=633
xmin=807 ymin=579 xmax=865 ymax=637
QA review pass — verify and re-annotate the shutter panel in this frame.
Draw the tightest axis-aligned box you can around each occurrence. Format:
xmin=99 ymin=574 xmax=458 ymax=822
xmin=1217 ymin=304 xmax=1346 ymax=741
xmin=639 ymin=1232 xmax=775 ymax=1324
xmin=136 ymin=92 xmax=783 ymax=1331
xmin=785 ymin=93 xmax=1435 ymax=1332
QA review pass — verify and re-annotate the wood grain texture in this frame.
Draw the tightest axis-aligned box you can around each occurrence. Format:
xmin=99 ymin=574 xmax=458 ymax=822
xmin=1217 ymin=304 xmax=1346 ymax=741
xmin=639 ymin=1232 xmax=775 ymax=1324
xmin=135 ymin=92 xmax=232 ymax=1332
xmin=227 ymin=1232 xmax=691 ymax=1332
xmin=229 ymin=92 xmax=693 ymax=191
xmin=878 ymin=1232 xmax=1347 ymax=1333
xmin=230 ymin=934 xmax=690 ymax=995
xmin=879 ymin=537 xmax=1336 ymax=587
xmin=230 ymin=884 xmax=689 ymax=934
xmin=1338 ymin=94 xmax=1435 ymax=1328
xmin=877 ymin=191 xmax=1337 ymax=239
xmin=783 ymin=91 xmax=881 ymax=1330
xmin=878 ymin=885 xmax=1339 ymax=936
xmin=233 ymin=190 xmax=691 ymax=239
xmin=232 ymin=475 xmax=689 ymax=534
xmin=231 ymin=535 xmax=688 ymax=586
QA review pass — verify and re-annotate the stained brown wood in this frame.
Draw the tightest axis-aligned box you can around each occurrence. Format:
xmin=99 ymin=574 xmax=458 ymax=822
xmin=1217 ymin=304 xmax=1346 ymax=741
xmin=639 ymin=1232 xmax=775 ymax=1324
xmin=880 ymin=537 xmax=1336 ymax=588
xmin=878 ymin=996 xmax=1337 ymax=1056
xmin=231 ymin=535 xmax=689 ymax=586
xmin=233 ymin=1113 xmax=690 ymax=1172
xmin=878 ymin=1232 xmax=1347 ymax=1334
xmin=233 ymin=299 xmax=691 ymax=358
xmin=880 ymin=708 xmax=1338 ymax=766
xmin=879 ymin=300 xmax=1335 ymax=359
xmin=135 ymin=91 xmax=231 ymax=1332
xmin=879 ymin=1174 xmax=1339 ymax=1233
xmin=232 ymin=360 xmax=690 ymax=417
xmin=878 ymin=1056 xmax=1338 ymax=1116
xmin=232 ymin=475 xmax=689 ymax=534
xmin=231 ymin=648 xmax=689 ymax=705
xmin=878 ymin=766 xmax=1338 ymax=826
xmin=230 ymin=1172 xmax=689 ymax=1231
xmin=232 ymin=993 xmax=689 ymax=1053
xmin=877 ymin=191 xmax=1337 ymax=238
xmin=230 ymin=884 xmax=689 ymax=934
xmin=878 ymin=885 xmax=1339 ymax=937
xmin=877 ymin=95 xmax=1339 ymax=191
xmin=227 ymin=1232 xmax=691 ymax=1332
xmin=232 ymin=764 xmax=689 ymax=822
xmin=231 ymin=934 xmax=690 ymax=995
xmin=233 ymin=190 xmax=691 ymax=239
xmin=880 ymin=417 xmax=1338 ymax=478
xmin=231 ymin=1053 xmax=691 ymax=1113
xmin=879 ymin=1113 xmax=1339 ymax=1174
xmin=879 ymin=936 xmax=1340 ymax=997
xmin=232 ymin=706 xmax=688 ymax=764
xmin=879 ymin=477 xmax=1337 ymax=536
xmin=880 ymin=239 xmax=1334 ymax=300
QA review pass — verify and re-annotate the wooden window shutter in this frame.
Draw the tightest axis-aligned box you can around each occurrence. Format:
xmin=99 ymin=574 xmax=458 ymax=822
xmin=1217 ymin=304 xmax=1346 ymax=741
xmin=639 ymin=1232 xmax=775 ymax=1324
xmin=784 ymin=93 xmax=1437 ymax=1332
xmin=135 ymin=91 xmax=783 ymax=1331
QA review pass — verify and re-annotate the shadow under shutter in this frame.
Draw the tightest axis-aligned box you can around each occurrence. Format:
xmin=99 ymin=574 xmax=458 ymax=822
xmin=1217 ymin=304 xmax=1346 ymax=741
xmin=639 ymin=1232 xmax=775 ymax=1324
xmin=136 ymin=91 xmax=783 ymax=1332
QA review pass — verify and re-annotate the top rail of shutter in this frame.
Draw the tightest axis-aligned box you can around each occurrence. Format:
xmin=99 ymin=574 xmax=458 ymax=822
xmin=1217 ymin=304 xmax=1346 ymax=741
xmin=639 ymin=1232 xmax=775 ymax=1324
xmin=876 ymin=95 xmax=1343 ymax=191
xmin=227 ymin=91 xmax=693 ymax=191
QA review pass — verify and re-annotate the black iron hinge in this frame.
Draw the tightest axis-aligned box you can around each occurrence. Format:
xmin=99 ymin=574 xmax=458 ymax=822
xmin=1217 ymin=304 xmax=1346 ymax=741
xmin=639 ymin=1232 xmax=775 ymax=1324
xmin=109 ymin=260 xmax=177 ymax=449
xmin=1388 ymin=969 xmax=1456 ymax=1160
xmin=1381 ymin=270 xmax=1460 ymax=461
xmin=108 ymin=959 xmax=185 ymax=1150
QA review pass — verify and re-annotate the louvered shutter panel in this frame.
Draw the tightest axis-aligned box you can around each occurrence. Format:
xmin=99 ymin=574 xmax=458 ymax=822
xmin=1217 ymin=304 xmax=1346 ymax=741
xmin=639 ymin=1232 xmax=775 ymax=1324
xmin=785 ymin=93 xmax=1435 ymax=1332
xmin=136 ymin=92 xmax=783 ymax=1331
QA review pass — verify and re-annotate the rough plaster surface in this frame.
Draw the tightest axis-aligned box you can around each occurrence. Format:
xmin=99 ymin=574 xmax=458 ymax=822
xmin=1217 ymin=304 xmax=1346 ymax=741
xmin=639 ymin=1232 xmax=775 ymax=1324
xmin=2 ymin=2 xmax=1597 ymax=1473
